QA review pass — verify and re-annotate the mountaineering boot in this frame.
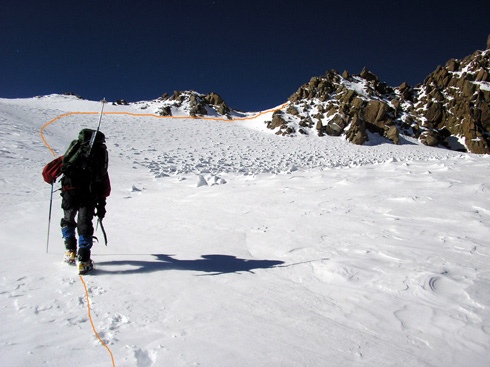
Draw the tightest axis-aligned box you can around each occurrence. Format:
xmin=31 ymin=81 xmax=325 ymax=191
xmin=63 ymin=250 xmax=77 ymax=265
xmin=62 ymin=235 xmax=77 ymax=265
xmin=78 ymin=259 xmax=94 ymax=275
xmin=77 ymin=234 xmax=93 ymax=274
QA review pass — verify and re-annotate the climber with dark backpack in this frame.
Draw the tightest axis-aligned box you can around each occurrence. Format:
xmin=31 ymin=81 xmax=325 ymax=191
xmin=42 ymin=125 xmax=111 ymax=275
xmin=60 ymin=128 xmax=111 ymax=274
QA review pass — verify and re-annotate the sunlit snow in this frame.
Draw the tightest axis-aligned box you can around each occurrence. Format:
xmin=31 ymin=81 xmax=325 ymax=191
xmin=1 ymin=95 xmax=489 ymax=367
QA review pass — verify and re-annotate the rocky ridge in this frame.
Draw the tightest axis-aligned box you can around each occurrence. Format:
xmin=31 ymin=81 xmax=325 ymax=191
xmin=265 ymin=38 xmax=490 ymax=154
xmin=116 ymin=36 xmax=490 ymax=154
xmin=155 ymin=90 xmax=232 ymax=118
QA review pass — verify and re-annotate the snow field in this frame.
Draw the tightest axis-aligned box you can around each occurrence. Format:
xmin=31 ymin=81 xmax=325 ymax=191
xmin=1 ymin=95 xmax=489 ymax=366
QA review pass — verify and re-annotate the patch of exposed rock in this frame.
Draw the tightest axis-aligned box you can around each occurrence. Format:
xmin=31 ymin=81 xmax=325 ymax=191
xmin=157 ymin=90 xmax=231 ymax=118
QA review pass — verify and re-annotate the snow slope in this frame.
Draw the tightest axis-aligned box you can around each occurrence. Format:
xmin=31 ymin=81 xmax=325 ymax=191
xmin=1 ymin=95 xmax=489 ymax=367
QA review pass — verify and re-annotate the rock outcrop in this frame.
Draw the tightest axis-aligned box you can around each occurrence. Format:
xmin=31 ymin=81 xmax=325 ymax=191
xmin=264 ymin=36 xmax=490 ymax=154
xmin=157 ymin=90 xmax=231 ymax=118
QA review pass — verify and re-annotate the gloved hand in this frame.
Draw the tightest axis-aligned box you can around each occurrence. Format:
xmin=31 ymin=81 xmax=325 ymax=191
xmin=96 ymin=200 xmax=106 ymax=219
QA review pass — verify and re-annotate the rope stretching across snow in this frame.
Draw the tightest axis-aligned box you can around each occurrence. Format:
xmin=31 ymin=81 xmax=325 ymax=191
xmin=80 ymin=275 xmax=116 ymax=367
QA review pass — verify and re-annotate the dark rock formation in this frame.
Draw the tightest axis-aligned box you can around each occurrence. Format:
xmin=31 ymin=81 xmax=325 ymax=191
xmin=157 ymin=90 xmax=231 ymax=118
xmin=264 ymin=36 xmax=490 ymax=153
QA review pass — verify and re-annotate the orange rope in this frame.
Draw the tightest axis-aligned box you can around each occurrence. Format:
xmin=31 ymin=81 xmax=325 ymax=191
xmin=40 ymin=112 xmax=73 ymax=157
xmin=79 ymin=275 xmax=116 ymax=367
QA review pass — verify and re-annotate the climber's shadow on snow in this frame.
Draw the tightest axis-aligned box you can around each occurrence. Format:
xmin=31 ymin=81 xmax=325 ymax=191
xmin=95 ymin=254 xmax=284 ymax=275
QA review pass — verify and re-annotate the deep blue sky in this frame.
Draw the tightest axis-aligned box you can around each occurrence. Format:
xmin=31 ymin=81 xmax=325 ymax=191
xmin=1 ymin=0 xmax=489 ymax=111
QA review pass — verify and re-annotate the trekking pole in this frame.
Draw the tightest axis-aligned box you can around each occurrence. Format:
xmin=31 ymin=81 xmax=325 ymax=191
xmin=46 ymin=182 xmax=54 ymax=253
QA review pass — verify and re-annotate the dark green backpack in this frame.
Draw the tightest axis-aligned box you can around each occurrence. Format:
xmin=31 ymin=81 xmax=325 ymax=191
xmin=62 ymin=128 xmax=108 ymax=184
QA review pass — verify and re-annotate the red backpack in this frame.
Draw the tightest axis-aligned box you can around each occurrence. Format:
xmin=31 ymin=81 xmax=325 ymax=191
xmin=42 ymin=156 xmax=64 ymax=184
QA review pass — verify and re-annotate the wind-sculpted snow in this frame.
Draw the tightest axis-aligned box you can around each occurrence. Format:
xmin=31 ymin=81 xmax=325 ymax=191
xmin=1 ymin=95 xmax=490 ymax=367
xmin=131 ymin=120 xmax=457 ymax=178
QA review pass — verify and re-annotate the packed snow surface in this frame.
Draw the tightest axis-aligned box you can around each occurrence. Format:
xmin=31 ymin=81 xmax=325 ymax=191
xmin=1 ymin=95 xmax=489 ymax=367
